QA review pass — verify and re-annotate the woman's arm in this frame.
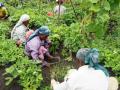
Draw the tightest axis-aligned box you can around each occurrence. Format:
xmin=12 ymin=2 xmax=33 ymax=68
xmin=51 ymin=69 xmax=78 ymax=90
xmin=51 ymin=79 xmax=68 ymax=90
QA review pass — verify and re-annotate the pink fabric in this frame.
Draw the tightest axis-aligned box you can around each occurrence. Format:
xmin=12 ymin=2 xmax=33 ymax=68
xmin=25 ymin=30 xmax=34 ymax=40
xmin=39 ymin=46 xmax=48 ymax=60
xmin=25 ymin=36 xmax=42 ymax=60
xmin=25 ymin=36 xmax=51 ymax=60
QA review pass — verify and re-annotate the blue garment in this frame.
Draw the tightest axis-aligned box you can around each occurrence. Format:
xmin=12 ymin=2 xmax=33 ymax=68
xmin=27 ymin=26 xmax=50 ymax=42
xmin=0 ymin=2 xmax=4 ymax=7
xmin=76 ymin=48 xmax=109 ymax=76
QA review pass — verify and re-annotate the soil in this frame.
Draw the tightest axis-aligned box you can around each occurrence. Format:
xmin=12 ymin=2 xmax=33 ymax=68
xmin=0 ymin=60 xmax=120 ymax=90
xmin=0 ymin=66 xmax=22 ymax=90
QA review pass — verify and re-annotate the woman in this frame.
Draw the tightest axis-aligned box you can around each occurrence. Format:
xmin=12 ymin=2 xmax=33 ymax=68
xmin=51 ymin=48 xmax=109 ymax=90
xmin=11 ymin=14 xmax=30 ymax=46
xmin=0 ymin=2 xmax=9 ymax=19
xmin=54 ymin=0 xmax=66 ymax=15
xmin=25 ymin=26 xmax=60 ymax=65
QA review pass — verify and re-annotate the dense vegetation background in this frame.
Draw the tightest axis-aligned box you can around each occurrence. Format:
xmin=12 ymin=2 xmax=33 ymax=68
xmin=0 ymin=0 xmax=120 ymax=90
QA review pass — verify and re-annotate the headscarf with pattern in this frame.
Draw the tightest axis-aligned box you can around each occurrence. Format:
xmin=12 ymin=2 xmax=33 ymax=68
xmin=27 ymin=26 xmax=50 ymax=42
xmin=76 ymin=48 xmax=109 ymax=76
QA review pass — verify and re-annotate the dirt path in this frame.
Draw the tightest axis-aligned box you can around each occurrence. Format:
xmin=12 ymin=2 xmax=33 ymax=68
xmin=0 ymin=67 xmax=6 ymax=90
xmin=0 ymin=66 xmax=22 ymax=90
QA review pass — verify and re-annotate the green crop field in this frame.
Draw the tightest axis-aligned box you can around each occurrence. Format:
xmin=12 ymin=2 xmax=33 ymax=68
xmin=0 ymin=0 xmax=120 ymax=90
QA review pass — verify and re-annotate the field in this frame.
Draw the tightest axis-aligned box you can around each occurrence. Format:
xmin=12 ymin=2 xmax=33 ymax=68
xmin=0 ymin=0 xmax=120 ymax=90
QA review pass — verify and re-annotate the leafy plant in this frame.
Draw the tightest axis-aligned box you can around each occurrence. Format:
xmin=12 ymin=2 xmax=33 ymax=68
xmin=0 ymin=1 xmax=120 ymax=89
xmin=0 ymin=39 xmax=43 ymax=90
xmin=0 ymin=21 xmax=11 ymax=39
xmin=0 ymin=39 xmax=23 ymax=65
xmin=5 ymin=59 xmax=43 ymax=90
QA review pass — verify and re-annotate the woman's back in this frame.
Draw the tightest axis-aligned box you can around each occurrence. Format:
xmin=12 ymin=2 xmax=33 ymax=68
xmin=67 ymin=65 xmax=108 ymax=90
xmin=11 ymin=24 xmax=28 ymax=42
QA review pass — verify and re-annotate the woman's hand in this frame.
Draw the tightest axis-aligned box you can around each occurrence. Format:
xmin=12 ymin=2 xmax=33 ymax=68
xmin=51 ymin=79 xmax=56 ymax=85
xmin=42 ymin=61 xmax=50 ymax=67
xmin=16 ymin=40 xmax=23 ymax=46
xmin=51 ymin=79 xmax=60 ymax=89
xmin=51 ymin=79 xmax=57 ymax=88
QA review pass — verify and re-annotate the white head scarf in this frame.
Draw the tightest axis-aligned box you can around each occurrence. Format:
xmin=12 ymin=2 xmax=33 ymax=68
xmin=13 ymin=14 xmax=30 ymax=30
xmin=11 ymin=14 xmax=30 ymax=39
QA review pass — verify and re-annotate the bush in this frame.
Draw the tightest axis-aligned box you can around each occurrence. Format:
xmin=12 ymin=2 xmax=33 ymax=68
xmin=91 ymin=37 xmax=120 ymax=82
xmin=0 ymin=21 xmax=11 ymax=39
xmin=9 ymin=8 xmax=48 ymax=28
xmin=0 ymin=39 xmax=43 ymax=90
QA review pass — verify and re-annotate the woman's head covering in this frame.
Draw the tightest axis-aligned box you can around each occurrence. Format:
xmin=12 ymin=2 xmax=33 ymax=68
xmin=76 ymin=48 xmax=109 ymax=76
xmin=27 ymin=26 xmax=50 ymax=42
xmin=11 ymin=14 xmax=30 ymax=39
xmin=13 ymin=14 xmax=30 ymax=29
xmin=0 ymin=2 xmax=4 ymax=7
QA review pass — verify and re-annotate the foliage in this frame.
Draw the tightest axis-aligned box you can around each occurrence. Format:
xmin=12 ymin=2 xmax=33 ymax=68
xmin=0 ymin=39 xmax=23 ymax=65
xmin=5 ymin=59 xmax=42 ymax=90
xmin=51 ymin=61 xmax=73 ymax=82
xmin=91 ymin=37 xmax=120 ymax=82
xmin=62 ymin=12 xmax=76 ymax=26
xmin=49 ymin=24 xmax=68 ymax=53
xmin=108 ymin=8 xmax=120 ymax=36
xmin=9 ymin=8 xmax=47 ymax=28
xmin=64 ymin=23 xmax=89 ymax=52
xmin=0 ymin=0 xmax=120 ymax=89
xmin=0 ymin=21 xmax=11 ymax=39
xmin=0 ymin=39 xmax=43 ymax=90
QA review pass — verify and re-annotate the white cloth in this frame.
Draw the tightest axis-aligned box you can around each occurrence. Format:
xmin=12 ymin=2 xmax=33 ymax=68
xmin=52 ymin=65 xmax=109 ymax=90
xmin=108 ymin=77 xmax=118 ymax=90
xmin=11 ymin=14 xmax=30 ymax=42
xmin=11 ymin=25 xmax=28 ymax=42
xmin=54 ymin=5 xmax=66 ymax=15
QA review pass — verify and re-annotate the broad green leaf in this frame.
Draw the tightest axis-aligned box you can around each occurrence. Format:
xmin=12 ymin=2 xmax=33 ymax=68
xmin=5 ymin=77 xmax=14 ymax=86
xmin=6 ymin=66 xmax=15 ymax=73
xmin=99 ymin=13 xmax=110 ymax=22
xmin=104 ymin=0 xmax=110 ymax=11
xmin=108 ymin=0 xmax=120 ymax=10
xmin=89 ymin=4 xmax=100 ymax=12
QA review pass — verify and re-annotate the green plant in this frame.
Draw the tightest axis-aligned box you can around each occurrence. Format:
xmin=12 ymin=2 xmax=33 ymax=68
xmin=51 ymin=61 xmax=73 ymax=82
xmin=0 ymin=39 xmax=23 ymax=65
xmin=5 ymin=59 xmax=43 ymax=90
xmin=0 ymin=0 xmax=120 ymax=88
xmin=0 ymin=39 xmax=43 ymax=90
xmin=91 ymin=37 xmax=120 ymax=82
xmin=49 ymin=24 xmax=68 ymax=53
xmin=9 ymin=8 xmax=47 ymax=28
xmin=0 ymin=21 xmax=11 ymax=39
xmin=64 ymin=23 xmax=89 ymax=52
